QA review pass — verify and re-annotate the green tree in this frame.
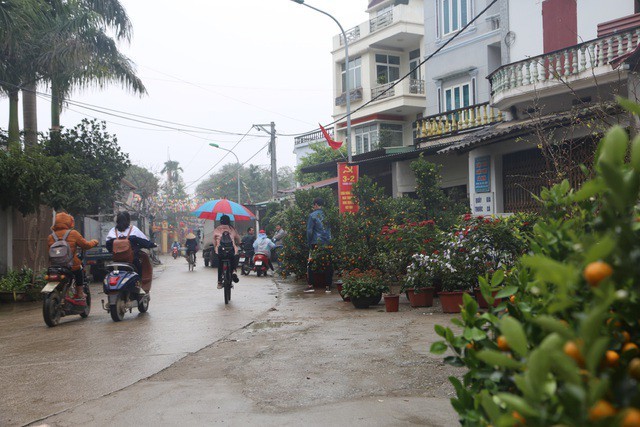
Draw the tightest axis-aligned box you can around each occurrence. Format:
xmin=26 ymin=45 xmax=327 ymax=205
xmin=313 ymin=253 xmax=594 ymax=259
xmin=411 ymin=155 xmax=468 ymax=229
xmin=295 ymin=143 xmax=347 ymax=185
xmin=41 ymin=118 xmax=131 ymax=214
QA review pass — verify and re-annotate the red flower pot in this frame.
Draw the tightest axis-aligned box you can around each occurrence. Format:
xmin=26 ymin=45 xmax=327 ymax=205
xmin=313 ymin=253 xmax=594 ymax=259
xmin=384 ymin=294 xmax=400 ymax=312
xmin=439 ymin=291 xmax=466 ymax=313
xmin=474 ymin=288 xmax=501 ymax=309
xmin=407 ymin=287 xmax=434 ymax=308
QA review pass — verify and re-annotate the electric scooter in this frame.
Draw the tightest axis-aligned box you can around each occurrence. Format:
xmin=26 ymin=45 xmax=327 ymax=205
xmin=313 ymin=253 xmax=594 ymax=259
xmin=102 ymin=250 xmax=153 ymax=322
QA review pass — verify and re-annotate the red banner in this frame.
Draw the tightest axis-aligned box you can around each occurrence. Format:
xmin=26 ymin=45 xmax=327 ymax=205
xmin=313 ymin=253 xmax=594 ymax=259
xmin=338 ymin=163 xmax=359 ymax=214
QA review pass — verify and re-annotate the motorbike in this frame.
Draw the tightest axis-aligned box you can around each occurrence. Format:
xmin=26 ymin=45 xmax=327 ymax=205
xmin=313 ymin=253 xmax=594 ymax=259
xmin=42 ymin=266 xmax=91 ymax=327
xmin=172 ymin=246 xmax=179 ymax=259
xmin=253 ymin=253 xmax=270 ymax=277
xmin=102 ymin=250 xmax=153 ymax=322
xmin=238 ymin=249 xmax=253 ymax=276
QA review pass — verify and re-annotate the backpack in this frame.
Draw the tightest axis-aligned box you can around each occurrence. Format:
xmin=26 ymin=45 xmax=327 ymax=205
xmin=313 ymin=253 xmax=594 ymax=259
xmin=112 ymin=227 xmax=134 ymax=263
xmin=49 ymin=230 xmax=74 ymax=267
xmin=218 ymin=231 xmax=235 ymax=257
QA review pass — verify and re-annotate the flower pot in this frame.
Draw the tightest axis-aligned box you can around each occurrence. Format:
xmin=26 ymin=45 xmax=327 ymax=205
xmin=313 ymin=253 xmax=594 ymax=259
xmin=350 ymin=294 xmax=381 ymax=309
xmin=310 ymin=271 xmax=328 ymax=289
xmin=407 ymin=287 xmax=434 ymax=308
xmin=0 ymin=291 xmax=32 ymax=303
xmin=474 ymin=288 xmax=501 ymax=309
xmin=384 ymin=294 xmax=399 ymax=312
xmin=439 ymin=291 xmax=466 ymax=313
xmin=335 ymin=282 xmax=350 ymax=302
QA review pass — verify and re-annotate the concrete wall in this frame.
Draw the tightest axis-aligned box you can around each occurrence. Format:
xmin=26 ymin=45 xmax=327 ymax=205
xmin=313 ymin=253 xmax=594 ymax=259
xmin=0 ymin=208 xmax=12 ymax=275
xmin=509 ymin=0 xmax=636 ymax=62
xmin=423 ymin=0 xmax=503 ymax=115
xmin=392 ymin=152 xmax=469 ymax=196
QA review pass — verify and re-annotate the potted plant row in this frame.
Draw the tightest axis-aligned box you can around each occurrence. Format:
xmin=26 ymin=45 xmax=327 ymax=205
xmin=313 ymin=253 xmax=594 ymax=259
xmin=0 ymin=267 xmax=45 ymax=303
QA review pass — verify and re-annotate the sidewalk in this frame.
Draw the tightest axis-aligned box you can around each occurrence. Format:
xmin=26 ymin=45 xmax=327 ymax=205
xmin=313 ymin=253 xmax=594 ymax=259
xmin=35 ymin=275 xmax=462 ymax=426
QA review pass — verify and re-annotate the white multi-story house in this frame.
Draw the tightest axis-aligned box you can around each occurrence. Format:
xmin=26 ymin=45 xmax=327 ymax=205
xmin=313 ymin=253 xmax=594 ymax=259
xmin=441 ymin=0 xmax=640 ymax=214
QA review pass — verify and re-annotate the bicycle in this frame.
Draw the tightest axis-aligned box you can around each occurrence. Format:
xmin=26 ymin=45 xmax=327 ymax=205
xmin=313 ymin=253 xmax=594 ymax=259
xmin=220 ymin=256 xmax=232 ymax=304
xmin=186 ymin=250 xmax=196 ymax=271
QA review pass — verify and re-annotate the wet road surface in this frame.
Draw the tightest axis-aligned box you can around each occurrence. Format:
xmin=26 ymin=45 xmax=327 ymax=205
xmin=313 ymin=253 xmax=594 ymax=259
xmin=0 ymin=255 xmax=277 ymax=426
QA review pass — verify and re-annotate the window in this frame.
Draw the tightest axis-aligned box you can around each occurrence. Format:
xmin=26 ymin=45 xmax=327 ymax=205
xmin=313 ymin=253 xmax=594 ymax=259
xmin=440 ymin=0 xmax=471 ymax=36
xmin=444 ymin=82 xmax=471 ymax=111
xmin=355 ymin=123 xmax=404 ymax=154
xmin=341 ymin=57 xmax=362 ymax=93
xmin=409 ymin=50 xmax=422 ymax=81
xmin=355 ymin=124 xmax=378 ymax=154
xmin=375 ymin=54 xmax=400 ymax=84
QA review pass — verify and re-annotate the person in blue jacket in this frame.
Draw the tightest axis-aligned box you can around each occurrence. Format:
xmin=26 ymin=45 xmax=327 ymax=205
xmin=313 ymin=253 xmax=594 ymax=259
xmin=304 ymin=197 xmax=332 ymax=293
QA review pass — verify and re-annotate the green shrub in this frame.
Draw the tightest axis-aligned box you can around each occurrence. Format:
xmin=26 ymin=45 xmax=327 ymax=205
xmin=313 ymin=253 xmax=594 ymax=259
xmin=430 ymin=108 xmax=640 ymax=426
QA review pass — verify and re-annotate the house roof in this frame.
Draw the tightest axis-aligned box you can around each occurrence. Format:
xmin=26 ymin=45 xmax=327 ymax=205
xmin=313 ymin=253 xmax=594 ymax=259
xmin=280 ymin=177 xmax=339 ymax=193
xmin=439 ymin=103 xmax=622 ymax=154
xmin=368 ymin=0 xmax=386 ymax=8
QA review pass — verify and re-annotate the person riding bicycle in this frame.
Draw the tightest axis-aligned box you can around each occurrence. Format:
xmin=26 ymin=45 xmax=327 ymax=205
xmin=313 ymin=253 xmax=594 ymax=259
xmin=213 ymin=214 xmax=241 ymax=289
xmin=185 ymin=232 xmax=198 ymax=267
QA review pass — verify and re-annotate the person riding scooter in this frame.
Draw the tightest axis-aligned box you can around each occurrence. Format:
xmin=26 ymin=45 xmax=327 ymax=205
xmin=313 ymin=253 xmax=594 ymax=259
xmin=253 ymin=230 xmax=276 ymax=274
xmin=106 ymin=211 xmax=155 ymax=274
xmin=171 ymin=241 xmax=180 ymax=259
xmin=47 ymin=212 xmax=99 ymax=305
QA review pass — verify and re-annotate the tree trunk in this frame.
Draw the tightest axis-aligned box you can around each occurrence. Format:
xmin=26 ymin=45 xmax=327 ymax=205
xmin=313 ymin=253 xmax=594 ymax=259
xmin=50 ymin=82 xmax=62 ymax=135
xmin=8 ymin=88 xmax=20 ymax=148
xmin=22 ymin=82 xmax=38 ymax=147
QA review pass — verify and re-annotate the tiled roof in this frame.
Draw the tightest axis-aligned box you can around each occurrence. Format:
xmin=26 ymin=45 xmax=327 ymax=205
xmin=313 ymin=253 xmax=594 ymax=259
xmin=280 ymin=177 xmax=338 ymax=193
xmin=439 ymin=103 xmax=622 ymax=154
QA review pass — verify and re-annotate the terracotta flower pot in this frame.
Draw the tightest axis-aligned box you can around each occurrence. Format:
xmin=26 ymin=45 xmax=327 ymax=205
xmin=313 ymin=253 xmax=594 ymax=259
xmin=474 ymin=288 xmax=501 ymax=309
xmin=407 ymin=287 xmax=434 ymax=308
xmin=310 ymin=271 xmax=328 ymax=289
xmin=383 ymin=294 xmax=400 ymax=312
xmin=439 ymin=291 xmax=466 ymax=313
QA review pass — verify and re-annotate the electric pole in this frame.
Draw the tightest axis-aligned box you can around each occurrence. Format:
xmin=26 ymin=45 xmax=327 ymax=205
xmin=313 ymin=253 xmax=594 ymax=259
xmin=254 ymin=122 xmax=278 ymax=199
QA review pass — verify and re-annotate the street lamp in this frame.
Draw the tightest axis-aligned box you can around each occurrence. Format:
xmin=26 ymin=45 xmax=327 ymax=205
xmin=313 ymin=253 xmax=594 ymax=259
xmin=209 ymin=143 xmax=241 ymax=204
xmin=291 ymin=0 xmax=352 ymax=163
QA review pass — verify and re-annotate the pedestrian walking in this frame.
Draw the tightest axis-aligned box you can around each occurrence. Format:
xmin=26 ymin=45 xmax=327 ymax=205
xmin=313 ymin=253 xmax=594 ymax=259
xmin=304 ymin=197 xmax=332 ymax=293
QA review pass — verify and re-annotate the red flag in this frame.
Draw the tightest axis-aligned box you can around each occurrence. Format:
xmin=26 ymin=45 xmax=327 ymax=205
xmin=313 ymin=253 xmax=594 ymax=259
xmin=319 ymin=123 xmax=342 ymax=150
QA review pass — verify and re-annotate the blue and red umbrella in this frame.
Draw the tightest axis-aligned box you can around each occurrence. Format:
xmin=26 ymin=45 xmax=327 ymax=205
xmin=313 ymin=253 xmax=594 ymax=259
xmin=191 ymin=198 xmax=256 ymax=221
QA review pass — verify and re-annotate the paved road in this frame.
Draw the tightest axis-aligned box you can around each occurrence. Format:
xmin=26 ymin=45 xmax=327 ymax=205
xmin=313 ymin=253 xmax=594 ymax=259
xmin=0 ymin=255 xmax=277 ymax=426
xmin=1 ymin=255 xmax=461 ymax=426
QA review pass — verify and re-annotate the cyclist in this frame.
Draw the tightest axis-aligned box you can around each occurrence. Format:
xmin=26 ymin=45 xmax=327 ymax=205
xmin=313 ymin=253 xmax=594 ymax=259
xmin=212 ymin=214 xmax=241 ymax=289
xmin=185 ymin=232 xmax=198 ymax=267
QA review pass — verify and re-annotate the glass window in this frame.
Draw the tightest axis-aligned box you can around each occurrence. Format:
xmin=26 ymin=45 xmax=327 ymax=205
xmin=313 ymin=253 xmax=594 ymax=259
xmin=354 ymin=123 xmax=404 ymax=153
xmin=444 ymin=82 xmax=472 ymax=111
xmin=440 ymin=0 xmax=471 ymax=36
xmin=409 ymin=49 xmax=421 ymax=81
xmin=375 ymin=54 xmax=400 ymax=84
xmin=341 ymin=57 xmax=362 ymax=93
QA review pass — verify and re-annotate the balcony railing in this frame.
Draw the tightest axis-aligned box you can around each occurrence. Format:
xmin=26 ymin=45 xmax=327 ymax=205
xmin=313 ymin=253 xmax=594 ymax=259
xmin=490 ymin=27 xmax=640 ymax=97
xmin=414 ymin=102 xmax=503 ymax=143
xmin=340 ymin=26 xmax=361 ymax=46
xmin=294 ymin=128 xmax=332 ymax=146
xmin=370 ymin=10 xmax=393 ymax=33
xmin=371 ymin=79 xmax=425 ymax=100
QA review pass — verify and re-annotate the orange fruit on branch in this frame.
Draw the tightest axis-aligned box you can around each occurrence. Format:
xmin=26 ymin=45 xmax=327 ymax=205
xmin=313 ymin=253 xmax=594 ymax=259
xmin=589 ymin=400 xmax=617 ymax=421
xmin=583 ymin=261 xmax=613 ymax=287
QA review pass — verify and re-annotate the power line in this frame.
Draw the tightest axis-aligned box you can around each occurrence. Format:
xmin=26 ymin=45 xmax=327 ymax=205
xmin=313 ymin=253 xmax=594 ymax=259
xmin=276 ymin=0 xmax=500 ymax=138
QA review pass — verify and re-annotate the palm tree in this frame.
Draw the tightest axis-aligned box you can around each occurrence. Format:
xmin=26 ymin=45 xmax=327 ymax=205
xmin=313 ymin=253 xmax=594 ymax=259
xmin=161 ymin=160 xmax=184 ymax=185
xmin=38 ymin=0 xmax=146 ymax=133
xmin=0 ymin=0 xmax=46 ymax=146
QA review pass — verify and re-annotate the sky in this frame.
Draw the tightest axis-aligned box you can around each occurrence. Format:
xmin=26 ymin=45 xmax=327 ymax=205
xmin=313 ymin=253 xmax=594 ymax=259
xmin=0 ymin=0 xmax=369 ymax=194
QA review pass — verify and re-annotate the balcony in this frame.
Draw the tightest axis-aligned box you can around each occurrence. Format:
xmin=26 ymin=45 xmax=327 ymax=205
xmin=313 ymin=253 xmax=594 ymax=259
xmin=413 ymin=102 xmax=504 ymax=145
xmin=371 ymin=79 xmax=425 ymax=100
xmin=335 ymin=3 xmax=423 ymax=52
xmin=294 ymin=128 xmax=332 ymax=146
xmin=489 ymin=27 xmax=640 ymax=110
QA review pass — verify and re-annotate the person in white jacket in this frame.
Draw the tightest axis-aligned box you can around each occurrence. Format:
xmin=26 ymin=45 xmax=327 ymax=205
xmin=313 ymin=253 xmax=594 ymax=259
xmin=253 ymin=230 xmax=276 ymax=271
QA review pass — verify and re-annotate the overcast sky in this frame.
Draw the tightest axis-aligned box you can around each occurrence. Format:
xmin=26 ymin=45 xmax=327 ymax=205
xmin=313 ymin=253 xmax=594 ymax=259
xmin=1 ymin=0 xmax=369 ymax=193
